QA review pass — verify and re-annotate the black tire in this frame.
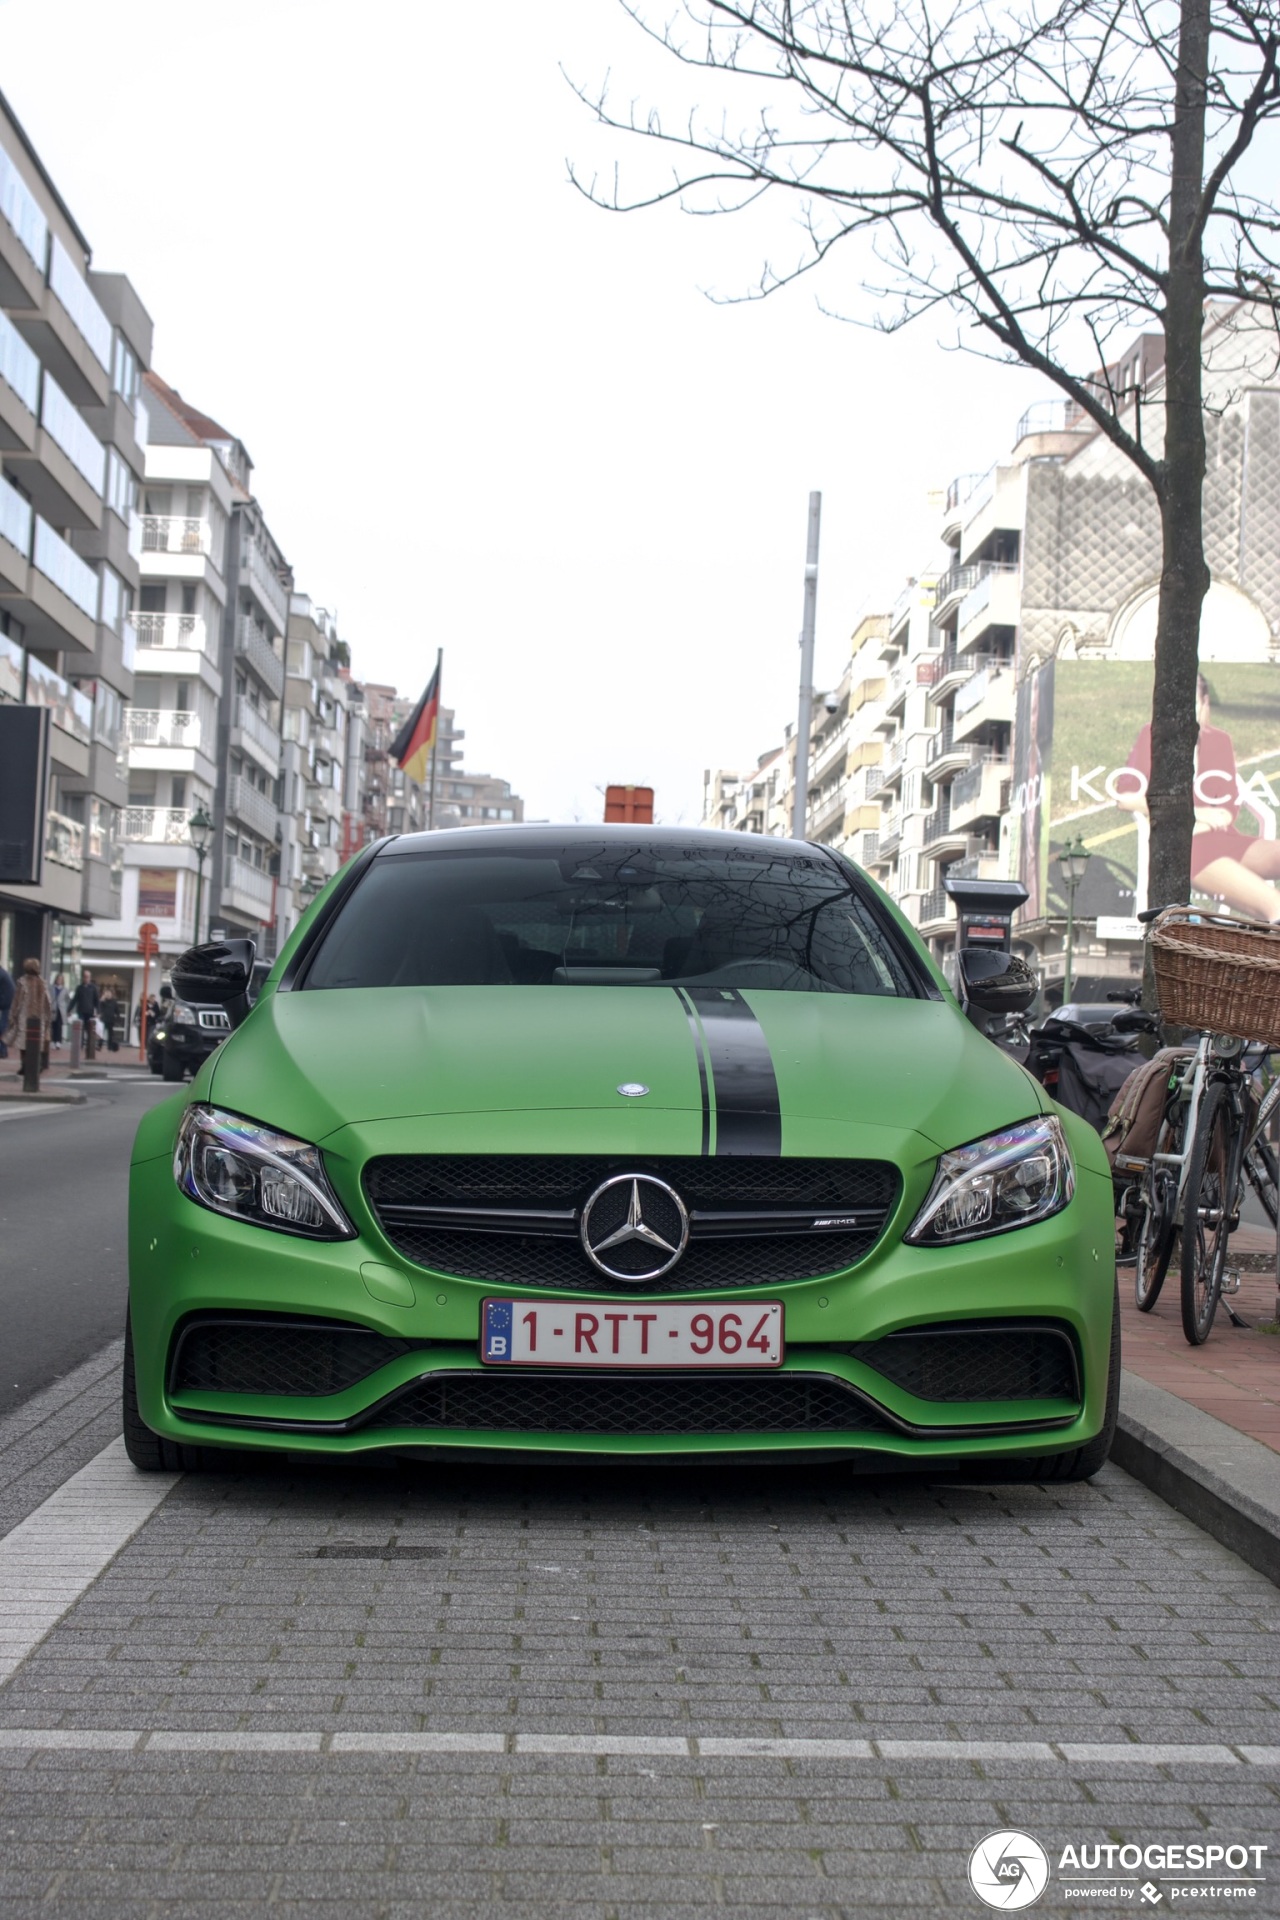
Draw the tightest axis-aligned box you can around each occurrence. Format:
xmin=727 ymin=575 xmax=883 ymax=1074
xmin=1002 ymin=1279 xmax=1120 ymax=1484
xmin=148 ymin=1054 xmax=163 ymax=1076
xmin=122 ymin=1312 xmax=224 ymax=1473
xmin=161 ymin=1050 xmax=185 ymax=1083
xmin=1134 ymin=1163 xmax=1178 ymax=1311
xmin=1180 ymin=1080 xmax=1239 ymax=1345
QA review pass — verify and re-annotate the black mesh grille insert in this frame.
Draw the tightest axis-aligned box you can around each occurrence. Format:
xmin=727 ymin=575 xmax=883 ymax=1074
xmin=851 ymin=1327 xmax=1078 ymax=1403
xmin=365 ymin=1372 xmax=894 ymax=1436
xmin=363 ymin=1157 xmax=899 ymax=1293
xmin=173 ymin=1321 xmax=413 ymax=1398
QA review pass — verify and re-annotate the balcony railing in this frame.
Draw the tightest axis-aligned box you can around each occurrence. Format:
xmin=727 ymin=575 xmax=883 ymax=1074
xmin=141 ymin=516 xmax=213 ymax=557
xmin=124 ymin=708 xmax=203 ymax=751
xmin=950 ymin=851 xmax=1001 ymax=881
xmin=45 ymin=810 xmax=84 ymax=871
xmin=922 ymin=804 xmax=954 ymax=845
xmin=958 ymin=562 xmax=1020 ymax=633
xmin=130 ymin=612 xmax=209 ymax=653
xmin=48 ymin=237 xmax=112 ymax=372
xmin=32 ymin=516 xmax=99 ymax=620
xmin=860 ymin=766 xmax=885 ymax=800
xmin=918 ymin=885 xmax=952 ymax=924
xmin=1015 ymin=398 xmax=1090 ymax=442
xmin=226 ymin=774 xmax=279 ymax=841
xmin=40 ymin=372 xmax=106 ymax=492
xmin=944 ymin=471 xmax=985 ymax=515
xmin=927 ymin=723 xmax=956 ymax=764
xmin=951 ymin=756 xmax=1011 ymax=812
xmin=121 ymin=805 xmax=192 ymax=845
xmin=0 ymin=309 xmax=39 ymax=413
xmin=243 ymin=540 xmax=289 ymax=629
xmin=933 ymin=563 xmax=982 ymax=608
xmin=223 ymin=854 xmax=275 ymax=909
xmin=955 ymin=661 xmax=1008 ymax=719
xmin=0 ymin=472 xmax=32 ymax=555
xmin=234 ymin=697 xmax=282 ymax=763
xmin=0 ymin=146 xmax=49 ymax=271
xmin=24 ymin=652 xmax=92 ymax=743
xmin=235 ymin=616 xmax=285 ymax=698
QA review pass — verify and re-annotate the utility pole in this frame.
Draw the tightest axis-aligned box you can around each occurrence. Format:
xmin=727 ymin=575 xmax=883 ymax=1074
xmin=791 ymin=492 xmax=822 ymax=840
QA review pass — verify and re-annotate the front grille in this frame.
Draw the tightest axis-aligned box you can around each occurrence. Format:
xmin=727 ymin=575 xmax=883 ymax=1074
xmin=851 ymin=1326 xmax=1078 ymax=1403
xmin=365 ymin=1371 xmax=894 ymax=1436
xmin=364 ymin=1156 xmax=899 ymax=1294
xmin=171 ymin=1319 xmax=414 ymax=1398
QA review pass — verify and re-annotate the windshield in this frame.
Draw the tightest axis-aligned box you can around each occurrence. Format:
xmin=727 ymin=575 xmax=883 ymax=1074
xmin=301 ymin=841 xmax=918 ymax=997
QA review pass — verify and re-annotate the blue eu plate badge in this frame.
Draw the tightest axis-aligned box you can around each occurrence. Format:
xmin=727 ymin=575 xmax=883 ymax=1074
xmin=483 ymin=1299 xmax=514 ymax=1363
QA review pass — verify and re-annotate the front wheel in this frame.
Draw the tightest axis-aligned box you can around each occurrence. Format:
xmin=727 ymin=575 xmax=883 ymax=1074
xmin=161 ymin=1050 xmax=185 ymax=1083
xmin=1180 ymin=1080 xmax=1241 ymax=1345
xmin=122 ymin=1312 xmax=225 ymax=1473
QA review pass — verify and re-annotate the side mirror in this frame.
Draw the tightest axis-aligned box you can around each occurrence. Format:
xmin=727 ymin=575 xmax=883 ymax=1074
xmin=172 ymin=939 xmax=258 ymax=1030
xmin=957 ymin=947 xmax=1037 ymax=1019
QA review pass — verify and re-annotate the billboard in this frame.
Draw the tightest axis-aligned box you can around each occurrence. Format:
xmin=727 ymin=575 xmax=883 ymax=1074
xmin=137 ymin=867 xmax=179 ymax=917
xmin=1007 ymin=660 xmax=1280 ymax=922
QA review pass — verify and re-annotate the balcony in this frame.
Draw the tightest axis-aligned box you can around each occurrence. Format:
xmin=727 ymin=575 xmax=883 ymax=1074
xmin=48 ymin=237 xmax=111 ymax=373
xmin=0 ymin=471 xmax=32 ymax=574
xmin=24 ymin=651 xmax=92 ymax=746
xmin=142 ymin=515 xmax=213 ymax=557
xmin=953 ymin=662 xmax=1015 ymax=740
xmin=921 ymin=804 xmax=970 ymax=856
xmin=31 ymin=516 xmax=98 ymax=622
xmin=235 ymin=616 xmax=285 ymax=699
xmin=957 ymin=563 xmax=1021 ymax=653
xmin=932 ymin=563 xmax=982 ymax=618
xmin=950 ymin=852 xmax=1004 ymax=882
xmin=0 ymin=308 xmax=39 ymax=415
xmin=121 ymin=805 xmax=193 ymax=845
xmin=917 ymin=885 xmax=953 ymax=929
xmin=807 ymin=789 xmax=847 ymax=841
xmin=125 ymin=708 xmax=204 ymax=752
xmin=40 ymin=372 xmax=105 ymax=494
xmin=233 ymin=696 xmax=282 ymax=773
xmin=226 ymin=774 xmax=279 ymax=842
xmin=242 ymin=540 xmax=289 ymax=631
xmin=130 ymin=612 xmax=210 ymax=654
xmin=1015 ymin=398 xmax=1091 ymax=443
xmin=45 ymin=809 xmax=84 ymax=871
xmin=927 ymin=723 xmax=971 ymax=775
xmin=860 ymin=766 xmax=885 ymax=800
xmin=222 ymin=854 xmax=275 ymax=915
xmin=948 ymin=757 xmax=1011 ymax=830
xmin=0 ymin=146 xmax=49 ymax=295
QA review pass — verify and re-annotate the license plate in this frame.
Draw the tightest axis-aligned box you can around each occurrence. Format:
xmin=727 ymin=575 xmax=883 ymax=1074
xmin=481 ymin=1299 xmax=783 ymax=1368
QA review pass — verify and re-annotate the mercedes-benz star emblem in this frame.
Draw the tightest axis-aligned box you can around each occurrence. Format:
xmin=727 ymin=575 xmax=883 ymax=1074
xmin=616 ymin=1083 xmax=649 ymax=1098
xmin=580 ymin=1174 xmax=689 ymax=1283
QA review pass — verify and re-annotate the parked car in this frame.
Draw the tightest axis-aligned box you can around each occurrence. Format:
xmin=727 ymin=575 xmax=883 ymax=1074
xmin=123 ymin=827 xmax=1118 ymax=1481
xmin=148 ymin=963 xmax=270 ymax=1082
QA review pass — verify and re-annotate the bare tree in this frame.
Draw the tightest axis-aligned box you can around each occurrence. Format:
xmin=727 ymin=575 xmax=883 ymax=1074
xmin=571 ymin=0 xmax=1280 ymax=915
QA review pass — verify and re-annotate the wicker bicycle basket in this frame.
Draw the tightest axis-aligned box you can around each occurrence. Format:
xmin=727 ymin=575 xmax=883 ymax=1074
xmin=1149 ymin=904 xmax=1280 ymax=1045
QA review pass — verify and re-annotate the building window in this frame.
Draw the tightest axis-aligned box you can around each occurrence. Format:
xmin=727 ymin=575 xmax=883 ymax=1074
xmin=111 ymin=334 xmax=139 ymax=407
xmin=106 ymin=448 xmax=136 ymax=523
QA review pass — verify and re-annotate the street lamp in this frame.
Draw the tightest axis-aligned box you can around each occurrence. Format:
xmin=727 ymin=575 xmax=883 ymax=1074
xmin=188 ymin=804 xmax=213 ymax=947
xmin=1057 ymin=833 xmax=1093 ymax=1004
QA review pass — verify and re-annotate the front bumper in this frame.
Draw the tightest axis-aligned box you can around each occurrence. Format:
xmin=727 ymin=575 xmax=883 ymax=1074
xmin=128 ymin=1147 xmax=1118 ymax=1465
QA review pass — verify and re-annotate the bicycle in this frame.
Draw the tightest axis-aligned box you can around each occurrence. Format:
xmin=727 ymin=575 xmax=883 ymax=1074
xmin=1130 ymin=906 xmax=1280 ymax=1344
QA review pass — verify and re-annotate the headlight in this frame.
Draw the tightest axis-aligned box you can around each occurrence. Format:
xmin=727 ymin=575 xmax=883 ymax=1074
xmin=174 ymin=1104 xmax=355 ymax=1240
xmin=906 ymin=1116 xmax=1074 ymax=1246
xmin=170 ymin=1001 xmax=196 ymax=1023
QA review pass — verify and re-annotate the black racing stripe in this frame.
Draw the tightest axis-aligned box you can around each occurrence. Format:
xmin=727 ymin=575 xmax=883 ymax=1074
xmin=683 ymin=988 xmax=782 ymax=1157
xmin=673 ymin=987 xmax=712 ymax=1156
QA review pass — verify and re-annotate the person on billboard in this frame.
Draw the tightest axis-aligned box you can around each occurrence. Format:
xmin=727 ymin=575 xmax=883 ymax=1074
xmin=1118 ymin=673 xmax=1280 ymax=918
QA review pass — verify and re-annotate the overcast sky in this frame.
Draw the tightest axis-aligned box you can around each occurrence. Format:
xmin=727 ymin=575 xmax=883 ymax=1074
xmin=1 ymin=0 xmax=1042 ymax=824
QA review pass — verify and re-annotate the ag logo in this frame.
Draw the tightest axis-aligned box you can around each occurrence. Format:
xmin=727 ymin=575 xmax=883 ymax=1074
xmin=967 ymin=1830 xmax=1050 ymax=1909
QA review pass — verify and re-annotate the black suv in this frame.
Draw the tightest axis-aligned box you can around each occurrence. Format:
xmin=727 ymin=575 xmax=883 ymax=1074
xmin=148 ymin=962 xmax=269 ymax=1082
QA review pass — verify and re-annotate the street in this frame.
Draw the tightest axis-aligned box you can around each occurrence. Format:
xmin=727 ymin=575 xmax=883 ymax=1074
xmin=1 ymin=1093 xmax=1278 ymax=1917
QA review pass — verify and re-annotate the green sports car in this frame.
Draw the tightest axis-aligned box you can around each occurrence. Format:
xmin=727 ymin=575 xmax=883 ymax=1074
xmin=124 ymin=827 xmax=1119 ymax=1477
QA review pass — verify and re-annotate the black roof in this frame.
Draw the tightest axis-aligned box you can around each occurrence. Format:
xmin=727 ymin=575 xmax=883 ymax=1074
xmin=380 ymin=824 xmax=827 ymax=860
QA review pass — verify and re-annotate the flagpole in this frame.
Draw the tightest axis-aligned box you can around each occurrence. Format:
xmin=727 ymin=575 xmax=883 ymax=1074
xmin=427 ymin=647 xmax=443 ymax=830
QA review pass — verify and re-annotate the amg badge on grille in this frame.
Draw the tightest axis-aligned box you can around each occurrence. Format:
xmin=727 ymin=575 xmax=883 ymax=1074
xmin=580 ymin=1174 xmax=689 ymax=1283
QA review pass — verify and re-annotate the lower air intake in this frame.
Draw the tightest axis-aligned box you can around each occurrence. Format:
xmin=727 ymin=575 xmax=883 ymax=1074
xmin=851 ymin=1326 xmax=1079 ymax=1403
xmin=171 ymin=1319 xmax=414 ymax=1398
xmin=365 ymin=1372 xmax=894 ymax=1436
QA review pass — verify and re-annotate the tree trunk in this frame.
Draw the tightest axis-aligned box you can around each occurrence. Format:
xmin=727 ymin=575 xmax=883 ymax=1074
xmin=1147 ymin=0 xmax=1211 ymax=919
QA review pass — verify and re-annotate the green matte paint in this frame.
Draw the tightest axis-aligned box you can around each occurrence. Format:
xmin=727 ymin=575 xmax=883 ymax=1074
xmin=129 ymin=950 xmax=1117 ymax=1465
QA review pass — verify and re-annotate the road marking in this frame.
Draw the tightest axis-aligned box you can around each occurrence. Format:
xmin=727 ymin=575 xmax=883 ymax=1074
xmin=0 ymin=1728 xmax=1271 ymax=1765
xmin=0 ymin=1438 xmax=179 ymax=1688
xmin=0 ymin=1105 xmax=65 ymax=1122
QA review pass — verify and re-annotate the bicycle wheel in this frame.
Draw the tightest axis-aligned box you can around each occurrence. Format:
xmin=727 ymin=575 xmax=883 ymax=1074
xmin=1244 ymin=1135 xmax=1279 ymax=1228
xmin=1134 ymin=1162 xmax=1178 ymax=1310
xmin=1180 ymin=1080 xmax=1240 ymax=1345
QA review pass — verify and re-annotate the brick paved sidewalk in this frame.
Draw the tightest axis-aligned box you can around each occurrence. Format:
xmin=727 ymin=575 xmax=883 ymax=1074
xmin=1121 ymin=1222 xmax=1280 ymax=1454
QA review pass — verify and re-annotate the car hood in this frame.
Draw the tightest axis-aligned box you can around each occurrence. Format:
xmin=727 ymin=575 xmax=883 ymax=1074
xmin=206 ymin=984 xmax=1043 ymax=1155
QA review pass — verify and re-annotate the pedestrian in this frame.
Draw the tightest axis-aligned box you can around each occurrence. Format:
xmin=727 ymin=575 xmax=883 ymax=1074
xmin=5 ymin=957 xmax=52 ymax=1091
xmin=70 ymin=968 xmax=100 ymax=1061
xmin=50 ymin=972 xmax=67 ymax=1050
xmin=0 ymin=959 xmax=12 ymax=1061
xmin=100 ymin=985 xmax=120 ymax=1052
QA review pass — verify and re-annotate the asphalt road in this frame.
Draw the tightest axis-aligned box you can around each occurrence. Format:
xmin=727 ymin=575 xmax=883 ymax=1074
xmin=0 ymin=1075 xmax=176 ymax=1415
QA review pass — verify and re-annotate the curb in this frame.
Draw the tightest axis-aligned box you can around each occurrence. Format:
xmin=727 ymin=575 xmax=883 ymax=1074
xmin=1114 ymin=1370 xmax=1280 ymax=1587
xmin=0 ymin=1090 xmax=88 ymax=1106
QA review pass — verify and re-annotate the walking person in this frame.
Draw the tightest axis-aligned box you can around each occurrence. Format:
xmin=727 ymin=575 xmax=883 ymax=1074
xmin=0 ymin=959 xmax=12 ymax=1061
xmin=50 ymin=972 xmax=68 ymax=1050
xmin=5 ymin=957 xmax=52 ymax=1092
xmin=100 ymin=985 xmax=120 ymax=1053
xmin=71 ymin=968 xmax=100 ymax=1061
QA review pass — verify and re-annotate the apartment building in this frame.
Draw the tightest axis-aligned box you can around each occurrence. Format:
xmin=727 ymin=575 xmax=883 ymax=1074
xmin=0 ymin=89 xmax=151 ymax=980
xmin=279 ymin=594 xmax=355 ymax=938
xmin=86 ymin=375 xmax=293 ymax=1003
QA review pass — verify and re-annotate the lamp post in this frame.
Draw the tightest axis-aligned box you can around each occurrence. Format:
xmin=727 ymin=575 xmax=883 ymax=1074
xmin=1057 ymin=834 xmax=1092 ymax=1004
xmin=188 ymin=804 xmax=213 ymax=947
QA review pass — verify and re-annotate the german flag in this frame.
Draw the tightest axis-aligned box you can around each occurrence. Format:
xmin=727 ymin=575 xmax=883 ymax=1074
xmin=391 ymin=663 xmax=441 ymax=785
